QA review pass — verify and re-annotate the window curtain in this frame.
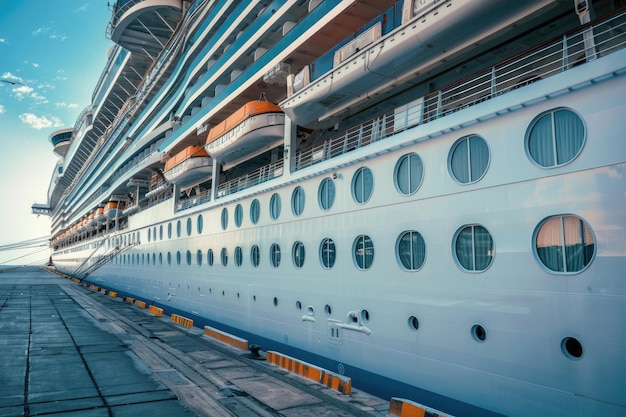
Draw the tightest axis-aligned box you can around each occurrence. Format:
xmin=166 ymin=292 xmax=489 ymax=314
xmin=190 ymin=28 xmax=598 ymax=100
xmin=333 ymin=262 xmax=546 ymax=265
xmin=555 ymin=110 xmax=585 ymax=165
xmin=528 ymin=114 xmax=555 ymax=167
xmin=451 ymin=140 xmax=470 ymax=183
xmin=469 ymin=136 xmax=489 ymax=181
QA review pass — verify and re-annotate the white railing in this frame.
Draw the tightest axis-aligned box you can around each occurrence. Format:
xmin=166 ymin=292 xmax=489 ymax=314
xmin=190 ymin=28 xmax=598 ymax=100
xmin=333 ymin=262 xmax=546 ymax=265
xmin=216 ymin=159 xmax=284 ymax=198
xmin=175 ymin=159 xmax=284 ymax=211
xmin=294 ymin=10 xmax=626 ymax=171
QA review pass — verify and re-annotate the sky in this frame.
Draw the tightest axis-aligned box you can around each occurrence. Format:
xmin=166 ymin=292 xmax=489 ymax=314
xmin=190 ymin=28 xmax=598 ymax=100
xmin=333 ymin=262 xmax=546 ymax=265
xmin=0 ymin=1 xmax=113 ymax=265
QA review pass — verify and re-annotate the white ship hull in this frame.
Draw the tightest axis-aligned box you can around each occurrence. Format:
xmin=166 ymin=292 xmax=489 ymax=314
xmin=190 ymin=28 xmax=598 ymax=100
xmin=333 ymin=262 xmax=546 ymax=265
xmin=54 ymin=53 xmax=626 ymax=416
xmin=42 ymin=1 xmax=626 ymax=416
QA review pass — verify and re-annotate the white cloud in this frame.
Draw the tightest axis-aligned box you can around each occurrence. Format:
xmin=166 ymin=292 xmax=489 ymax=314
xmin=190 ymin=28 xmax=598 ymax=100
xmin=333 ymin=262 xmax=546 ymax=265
xmin=56 ymin=102 xmax=80 ymax=109
xmin=1 ymin=72 xmax=23 ymax=83
xmin=0 ymin=38 xmax=6 ymax=44
xmin=31 ymin=92 xmax=48 ymax=104
xmin=33 ymin=63 xmax=39 ymax=68
xmin=32 ymin=25 xmax=67 ymax=41
xmin=13 ymin=84 xmax=34 ymax=100
xmin=19 ymin=113 xmax=63 ymax=130
xmin=0 ymin=105 xmax=5 ymax=115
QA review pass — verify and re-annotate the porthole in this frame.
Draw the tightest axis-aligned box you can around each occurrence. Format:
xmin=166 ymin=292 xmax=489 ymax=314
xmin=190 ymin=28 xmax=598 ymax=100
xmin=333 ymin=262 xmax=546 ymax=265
xmin=295 ymin=301 xmax=302 ymax=310
xmin=234 ymin=246 xmax=243 ymax=267
xmin=292 ymin=241 xmax=305 ymax=269
xmin=534 ymin=215 xmax=595 ymax=273
xmin=207 ymin=249 xmax=214 ymax=266
xmin=176 ymin=220 xmax=182 ymax=238
xmin=152 ymin=253 xmax=156 ymax=265
xmin=396 ymin=231 xmax=426 ymax=271
xmin=394 ymin=153 xmax=424 ymax=195
xmin=269 ymin=193 xmax=281 ymax=220
xmin=186 ymin=218 xmax=192 ymax=236
xmin=186 ymin=250 xmax=192 ymax=266
xmin=307 ymin=306 xmax=314 ymax=316
xmin=176 ymin=251 xmax=181 ymax=266
xmin=167 ymin=252 xmax=172 ymax=266
xmin=526 ymin=108 xmax=585 ymax=168
xmin=454 ymin=225 xmax=494 ymax=272
xmin=153 ymin=227 xmax=156 ymax=241
xmin=319 ymin=238 xmax=336 ymax=269
xmin=273 ymin=297 xmax=278 ymax=307
xmin=291 ymin=186 xmax=305 ymax=216
xmin=221 ymin=208 xmax=228 ymax=230
xmin=196 ymin=250 xmax=202 ymax=266
xmin=159 ymin=253 xmax=163 ymax=265
xmin=168 ymin=223 xmax=172 ymax=239
xmin=270 ymin=243 xmax=281 ymax=268
xmin=472 ymin=324 xmax=486 ymax=342
xmin=148 ymin=229 xmax=151 ymax=242
xmin=250 ymin=199 xmax=260 ymax=224
xmin=324 ymin=304 xmax=332 ymax=316
xmin=160 ymin=225 xmax=163 ymax=240
xmin=234 ymin=204 xmax=243 ymax=227
xmin=197 ymin=215 xmax=203 ymax=234
xmin=353 ymin=235 xmax=374 ymax=270
xmin=318 ymin=177 xmax=336 ymax=211
xmin=562 ymin=337 xmax=583 ymax=359
xmin=408 ymin=315 xmax=419 ymax=331
xmin=351 ymin=167 xmax=373 ymax=204
xmin=250 ymin=245 xmax=260 ymax=268
xmin=220 ymin=248 xmax=228 ymax=266
xmin=449 ymin=135 xmax=489 ymax=184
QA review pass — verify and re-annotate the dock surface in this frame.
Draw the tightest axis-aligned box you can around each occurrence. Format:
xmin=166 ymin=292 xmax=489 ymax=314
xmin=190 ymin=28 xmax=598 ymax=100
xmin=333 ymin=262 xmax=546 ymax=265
xmin=0 ymin=266 xmax=390 ymax=417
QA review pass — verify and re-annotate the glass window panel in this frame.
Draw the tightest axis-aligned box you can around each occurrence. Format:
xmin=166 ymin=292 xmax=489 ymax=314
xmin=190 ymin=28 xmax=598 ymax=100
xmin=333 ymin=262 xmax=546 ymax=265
xmin=291 ymin=187 xmax=305 ymax=216
xmin=397 ymin=231 xmax=426 ymax=270
xmin=250 ymin=199 xmax=260 ymax=224
xmin=320 ymin=238 xmax=336 ymax=269
xmin=354 ymin=235 xmax=374 ymax=270
xmin=270 ymin=193 xmax=281 ymax=220
xmin=251 ymin=245 xmax=260 ymax=267
xmin=235 ymin=204 xmax=243 ymax=227
xmin=293 ymin=241 xmax=305 ymax=268
xmin=318 ymin=178 xmax=336 ymax=210
xmin=395 ymin=153 xmax=424 ymax=195
xmin=528 ymin=114 xmax=555 ymax=167
xmin=270 ymin=243 xmax=281 ymax=268
xmin=555 ymin=110 xmax=585 ymax=165
xmin=352 ymin=167 xmax=373 ymax=204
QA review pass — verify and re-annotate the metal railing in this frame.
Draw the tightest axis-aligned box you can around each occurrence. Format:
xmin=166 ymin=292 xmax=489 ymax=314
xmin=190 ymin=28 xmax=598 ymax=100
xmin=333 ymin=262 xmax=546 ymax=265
xmin=216 ymin=159 xmax=284 ymax=199
xmin=294 ymin=9 xmax=626 ymax=171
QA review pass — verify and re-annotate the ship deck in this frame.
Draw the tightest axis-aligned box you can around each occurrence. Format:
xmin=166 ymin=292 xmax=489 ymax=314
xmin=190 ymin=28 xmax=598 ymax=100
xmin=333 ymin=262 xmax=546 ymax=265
xmin=0 ymin=266 xmax=394 ymax=417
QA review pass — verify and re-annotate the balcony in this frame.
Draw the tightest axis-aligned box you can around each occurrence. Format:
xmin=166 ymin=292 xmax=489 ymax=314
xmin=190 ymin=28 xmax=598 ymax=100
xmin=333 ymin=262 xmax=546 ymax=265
xmin=107 ymin=0 xmax=183 ymax=59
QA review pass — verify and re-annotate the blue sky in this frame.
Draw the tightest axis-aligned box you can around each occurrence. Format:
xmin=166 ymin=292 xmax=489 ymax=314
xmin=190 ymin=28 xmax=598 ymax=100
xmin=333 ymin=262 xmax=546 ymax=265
xmin=0 ymin=1 xmax=113 ymax=264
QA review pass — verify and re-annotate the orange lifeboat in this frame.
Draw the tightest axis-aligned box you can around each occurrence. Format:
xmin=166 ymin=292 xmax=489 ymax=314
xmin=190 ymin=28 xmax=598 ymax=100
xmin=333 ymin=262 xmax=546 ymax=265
xmin=103 ymin=201 xmax=125 ymax=219
xmin=163 ymin=145 xmax=213 ymax=188
xmin=204 ymin=101 xmax=284 ymax=169
xmin=95 ymin=206 xmax=105 ymax=222
xmin=87 ymin=212 xmax=96 ymax=228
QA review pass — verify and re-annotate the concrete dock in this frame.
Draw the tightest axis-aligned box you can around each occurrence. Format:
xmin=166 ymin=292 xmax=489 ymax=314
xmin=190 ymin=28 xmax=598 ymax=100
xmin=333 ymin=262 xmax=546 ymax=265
xmin=0 ymin=266 xmax=393 ymax=417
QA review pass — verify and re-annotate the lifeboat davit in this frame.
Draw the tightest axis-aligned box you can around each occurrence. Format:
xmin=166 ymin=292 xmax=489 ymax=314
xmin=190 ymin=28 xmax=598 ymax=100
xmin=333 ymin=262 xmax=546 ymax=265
xmin=103 ymin=201 xmax=125 ymax=220
xmin=163 ymin=145 xmax=213 ymax=188
xmin=204 ymin=101 xmax=284 ymax=169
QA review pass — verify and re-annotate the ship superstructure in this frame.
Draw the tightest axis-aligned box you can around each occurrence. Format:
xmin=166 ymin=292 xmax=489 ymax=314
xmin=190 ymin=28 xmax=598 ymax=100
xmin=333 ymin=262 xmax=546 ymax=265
xmin=35 ymin=1 xmax=626 ymax=416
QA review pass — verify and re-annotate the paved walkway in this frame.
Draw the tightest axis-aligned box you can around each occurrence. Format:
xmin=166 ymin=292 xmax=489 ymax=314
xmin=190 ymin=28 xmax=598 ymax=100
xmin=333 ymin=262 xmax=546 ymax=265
xmin=0 ymin=267 xmax=390 ymax=417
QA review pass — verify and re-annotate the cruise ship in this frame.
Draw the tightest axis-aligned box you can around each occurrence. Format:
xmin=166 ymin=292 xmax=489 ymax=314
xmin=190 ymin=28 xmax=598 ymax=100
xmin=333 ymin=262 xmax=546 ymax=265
xmin=33 ymin=0 xmax=626 ymax=416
